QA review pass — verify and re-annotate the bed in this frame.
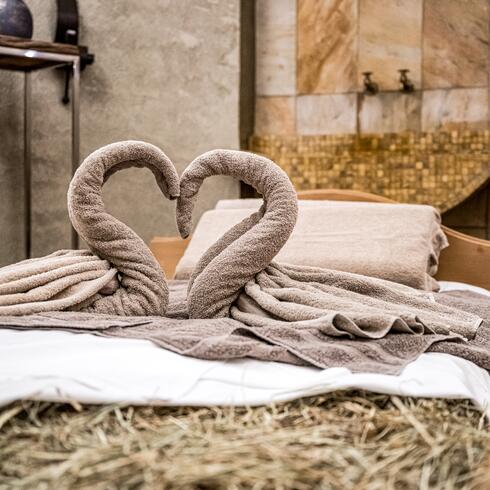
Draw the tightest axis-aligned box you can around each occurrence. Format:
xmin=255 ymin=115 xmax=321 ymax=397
xmin=2 ymin=188 xmax=489 ymax=409
xmin=1 ymin=189 xmax=490 ymax=488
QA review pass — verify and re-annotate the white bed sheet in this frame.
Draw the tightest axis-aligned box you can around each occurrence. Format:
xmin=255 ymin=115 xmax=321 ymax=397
xmin=1 ymin=281 xmax=489 ymax=413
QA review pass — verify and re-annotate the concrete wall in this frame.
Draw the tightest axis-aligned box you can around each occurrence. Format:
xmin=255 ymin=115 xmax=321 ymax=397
xmin=0 ymin=0 xmax=241 ymax=266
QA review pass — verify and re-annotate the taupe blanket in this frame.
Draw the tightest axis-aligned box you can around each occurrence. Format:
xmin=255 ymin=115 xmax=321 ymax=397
xmin=0 ymin=284 xmax=488 ymax=375
xmin=0 ymin=141 xmax=180 ymax=316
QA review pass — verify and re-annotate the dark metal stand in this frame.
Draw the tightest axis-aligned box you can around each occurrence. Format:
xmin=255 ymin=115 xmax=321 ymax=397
xmin=0 ymin=37 xmax=82 ymax=257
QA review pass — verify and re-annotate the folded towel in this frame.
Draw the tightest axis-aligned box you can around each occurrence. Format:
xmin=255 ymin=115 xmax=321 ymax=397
xmin=0 ymin=145 xmax=485 ymax=377
xmin=176 ymin=149 xmax=480 ymax=340
xmin=0 ymin=250 xmax=118 ymax=315
xmin=430 ymin=290 xmax=490 ymax=370
xmin=232 ymin=263 xmax=480 ymax=340
xmin=0 ymin=141 xmax=180 ymax=316
xmin=176 ymin=200 xmax=447 ymax=290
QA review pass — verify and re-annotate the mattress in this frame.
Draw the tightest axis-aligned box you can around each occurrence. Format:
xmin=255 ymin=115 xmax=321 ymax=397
xmin=0 ymin=281 xmax=489 ymax=413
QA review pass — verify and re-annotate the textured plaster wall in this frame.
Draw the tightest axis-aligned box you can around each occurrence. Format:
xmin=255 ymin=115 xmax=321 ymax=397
xmin=0 ymin=0 xmax=241 ymax=266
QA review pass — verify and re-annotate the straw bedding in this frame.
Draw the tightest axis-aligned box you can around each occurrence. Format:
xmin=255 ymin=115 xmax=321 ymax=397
xmin=1 ymin=394 xmax=489 ymax=489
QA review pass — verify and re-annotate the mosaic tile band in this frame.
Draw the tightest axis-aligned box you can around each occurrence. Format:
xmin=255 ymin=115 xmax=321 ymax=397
xmin=250 ymin=131 xmax=489 ymax=213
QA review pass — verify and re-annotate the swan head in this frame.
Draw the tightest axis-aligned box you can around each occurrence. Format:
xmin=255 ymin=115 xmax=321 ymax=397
xmin=176 ymin=149 xmax=298 ymax=240
xmin=100 ymin=141 xmax=180 ymax=200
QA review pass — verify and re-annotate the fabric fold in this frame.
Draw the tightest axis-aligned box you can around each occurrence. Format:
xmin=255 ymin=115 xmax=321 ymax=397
xmin=176 ymin=200 xmax=448 ymax=291
xmin=1 ymin=284 xmax=488 ymax=376
xmin=0 ymin=144 xmax=486 ymax=379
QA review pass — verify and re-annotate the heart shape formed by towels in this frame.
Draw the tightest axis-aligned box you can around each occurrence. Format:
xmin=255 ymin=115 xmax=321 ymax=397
xmin=0 ymin=142 xmax=481 ymax=343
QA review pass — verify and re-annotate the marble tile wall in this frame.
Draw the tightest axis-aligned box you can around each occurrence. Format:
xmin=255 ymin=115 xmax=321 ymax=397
xmin=421 ymin=88 xmax=489 ymax=132
xmin=358 ymin=92 xmax=422 ymax=133
xmin=297 ymin=0 xmax=357 ymax=94
xmin=358 ymin=0 xmax=423 ymax=92
xmin=423 ymin=0 xmax=489 ymax=89
xmin=256 ymin=0 xmax=296 ymax=95
xmin=297 ymin=94 xmax=357 ymax=134
xmin=255 ymin=96 xmax=296 ymax=134
xmin=254 ymin=0 xmax=490 ymax=136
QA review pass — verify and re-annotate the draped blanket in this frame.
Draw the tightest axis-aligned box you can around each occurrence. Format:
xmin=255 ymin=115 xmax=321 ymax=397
xmin=0 ymin=283 xmax=488 ymax=376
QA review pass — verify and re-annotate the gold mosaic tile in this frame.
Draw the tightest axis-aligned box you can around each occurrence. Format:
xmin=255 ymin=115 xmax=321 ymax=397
xmin=249 ymin=130 xmax=490 ymax=212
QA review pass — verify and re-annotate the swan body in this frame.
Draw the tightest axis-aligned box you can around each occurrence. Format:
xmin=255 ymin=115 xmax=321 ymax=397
xmin=176 ymin=149 xmax=298 ymax=318
xmin=67 ymin=141 xmax=180 ymax=315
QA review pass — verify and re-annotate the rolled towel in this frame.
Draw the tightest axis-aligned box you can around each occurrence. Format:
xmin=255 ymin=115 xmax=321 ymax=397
xmin=0 ymin=141 xmax=180 ymax=316
xmin=176 ymin=150 xmax=481 ymax=339
xmin=0 ymin=250 xmax=118 ymax=315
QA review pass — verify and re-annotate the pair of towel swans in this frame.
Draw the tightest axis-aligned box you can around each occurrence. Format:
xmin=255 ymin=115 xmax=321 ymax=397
xmin=67 ymin=140 xmax=298 ymax=317
xmin=0 ymin=140 xmax=479 ymax=342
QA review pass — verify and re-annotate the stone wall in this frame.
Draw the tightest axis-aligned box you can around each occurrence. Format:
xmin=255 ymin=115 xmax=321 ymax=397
xmin=0 ymin=0 xmax=241 ymax=266
xmin=253 ymin=0 xmax=490 ymax=238
xmin=255 ymin=0 xmax=489 ymax=136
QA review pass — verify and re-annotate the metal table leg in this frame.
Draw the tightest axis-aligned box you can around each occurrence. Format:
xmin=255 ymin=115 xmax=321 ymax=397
xmin=71 ymin=59 xmax=80 ymax=249
xmin=24 ymin=71 xmax=31 ymax=258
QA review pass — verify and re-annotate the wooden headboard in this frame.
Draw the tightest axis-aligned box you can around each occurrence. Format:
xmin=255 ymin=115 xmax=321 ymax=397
xmin=150 ymin=189 xmax=490 ymax=290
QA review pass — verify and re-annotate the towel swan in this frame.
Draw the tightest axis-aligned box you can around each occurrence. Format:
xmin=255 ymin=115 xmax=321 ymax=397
xmin=0 ymin=141 xmax=179 ymax=316
xmin=176 ymin=149 xmax=298 ymax=318
xmin=68 ymin=141 xmax=180 ymax=315
xmin=175 ymin=149 xmax=477 ymax=341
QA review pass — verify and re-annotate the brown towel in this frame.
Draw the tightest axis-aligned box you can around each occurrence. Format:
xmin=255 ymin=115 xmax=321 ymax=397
xmin=0 ymin=141 xmax=180 ymax=316
xmin=232 ymin=263 xmax=480 ymax=339
xmin=176 ymin=149 xmax=480 ymax=340
xmin=0 ymin=145 xmax=486 ymax=377
xmin=430 ymin=290 xmax=490 ymax=370
xmin=177 ymin=149 xmax=298 ymax=319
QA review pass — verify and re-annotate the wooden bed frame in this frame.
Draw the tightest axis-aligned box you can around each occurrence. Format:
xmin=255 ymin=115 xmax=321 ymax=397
xmin=150 ymin=189 xmax=490 ymax=290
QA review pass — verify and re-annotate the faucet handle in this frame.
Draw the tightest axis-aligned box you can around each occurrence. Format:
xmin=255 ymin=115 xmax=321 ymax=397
xmin=362 ymin=71 xmax=378 ymax=95
xmin=398 ymin=69 xmax=415 ymax=92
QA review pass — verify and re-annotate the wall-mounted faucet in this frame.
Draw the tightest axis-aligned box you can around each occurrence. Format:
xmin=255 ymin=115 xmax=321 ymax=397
xmin=399 ymin=69 xmax=414 ymax=93
xmin=362 ymin=72 xmax=379 ymax=95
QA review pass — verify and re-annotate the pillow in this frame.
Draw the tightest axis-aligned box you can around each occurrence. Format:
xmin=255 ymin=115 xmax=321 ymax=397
xmin=175 ymin=200 xmax=448 ymax=291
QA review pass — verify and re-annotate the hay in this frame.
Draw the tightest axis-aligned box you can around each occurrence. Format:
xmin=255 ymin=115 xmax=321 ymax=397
xmin=0 ymin=392 xmax=489 ymax=489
